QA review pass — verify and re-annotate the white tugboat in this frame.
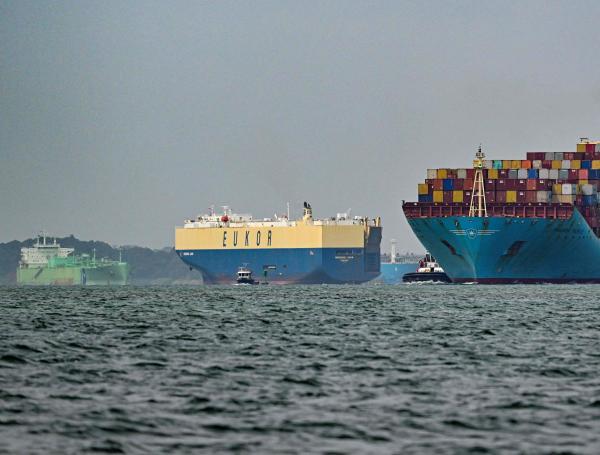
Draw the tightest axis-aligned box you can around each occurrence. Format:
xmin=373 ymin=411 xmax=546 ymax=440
xmin=402 ymin=253 xmax=452 ymax=283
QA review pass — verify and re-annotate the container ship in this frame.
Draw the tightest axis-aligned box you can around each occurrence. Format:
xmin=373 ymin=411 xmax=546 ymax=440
xmin=17 ymin=234 xmax=129 ymax=285
xmin=175 ymin=203 xmax=382 ymax=284
xmin=403 ymin=138 xmax=600 ymax=283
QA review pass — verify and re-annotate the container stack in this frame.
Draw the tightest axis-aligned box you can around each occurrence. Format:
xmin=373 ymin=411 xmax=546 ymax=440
xmin=416 ymin=140 xmax=600 ymax=232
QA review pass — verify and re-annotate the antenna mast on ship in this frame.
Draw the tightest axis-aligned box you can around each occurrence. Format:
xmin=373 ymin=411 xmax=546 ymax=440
xmin=468 ymin=145 xmax=488 ymax=217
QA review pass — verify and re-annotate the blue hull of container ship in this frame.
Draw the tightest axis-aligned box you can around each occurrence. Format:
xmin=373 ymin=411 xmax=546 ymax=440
xmin=407 ymin=209 xmax=600 ymax=283
xmin=176 ymin=247 xmax=381 ymax=284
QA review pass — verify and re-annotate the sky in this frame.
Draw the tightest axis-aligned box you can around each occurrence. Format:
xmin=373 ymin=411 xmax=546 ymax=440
xmin=2 ymin=0 xmax=600 ymax=252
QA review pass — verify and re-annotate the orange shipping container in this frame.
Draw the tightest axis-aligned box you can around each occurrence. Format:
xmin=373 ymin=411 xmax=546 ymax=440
xmin=487 ymin=168 xmax=498 ymax=179
xmin=520 ymin=160 xmax=532 ymax=169
xmin=579 ymin=169 xmax=589 ymax=179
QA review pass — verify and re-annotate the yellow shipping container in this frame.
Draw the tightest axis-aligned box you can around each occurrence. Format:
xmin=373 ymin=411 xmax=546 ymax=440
xmin=506 ymin=191 xmax=517 ymax=203
xmin=511 ymin=160 xmax=521 ymax=169
xmin=488 ymin=168 xmax=498 ymax=179
xmin=502 ymin=160 xmax=512 ymax=169
xmin=452 ymin=190 xmax=463 ymax=202
xmin=418 ymin=183 xmax=429 ymax=195
xmin=571 ymin=160 xmax=581 ymax=169
xmin=551 ymin=160 xmax=562 ymax=169
xmin=580 ymin=179 xmax=588 ymax=185
xmin=433 ymin=190 xmax=443 ymax=202
xmin=592 ymin=160 xmax=600 ymax=169
xmin=437 ymin=169 xmax=448 ymax=179
xmin=552 ymin=184 xmax=562 ymax=194
xmin=577 ymin=143 xmax=587 ymax=153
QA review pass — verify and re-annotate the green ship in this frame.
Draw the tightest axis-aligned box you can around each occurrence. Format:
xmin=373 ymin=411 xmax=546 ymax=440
xmin=17 ymin=234 xmax=129 ymax=285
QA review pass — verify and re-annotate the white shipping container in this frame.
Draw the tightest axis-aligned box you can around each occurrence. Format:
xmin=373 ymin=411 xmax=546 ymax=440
xmin=559 ymin=169 xmax=569 ymax=180
xmin=549 ymin=169 xmax=559 ymax=179
xmin=483 ymin=160 xmax=493 ymax=169
xmin=539 ymin=168 xmax=550 ymax=179
xmin=562 ymin=183 xmax=572 ymax=195
xmin=596 ymin=143 xmax=600 ymax=153
xmin=545 ymin=152 xmax=555 ymax=160
xmin=536 ymin=191 xmax=551 ymax=203
xmin=457 ymin=169 xmax=467 ymax=179
xmin=581 ymin=184 xmax=595 ymax=196
xmin=532 ymin=160 xmax=542 ymax=169
xmin=555 ymin=152 xmax=564 ymax=160
xmin=427 ymin=169 xmax=437 ymax=179
xmin=517 ymin=169 xmax=528 ymax=179
xmin=561 ymin=159 xmax=571 ymax=169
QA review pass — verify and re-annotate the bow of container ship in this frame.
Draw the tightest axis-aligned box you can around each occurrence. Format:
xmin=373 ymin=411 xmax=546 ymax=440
xmin=175 ymin=203 xmax=382 ymax=284
xmin=402 ymin=139 xmax=600 ymax=283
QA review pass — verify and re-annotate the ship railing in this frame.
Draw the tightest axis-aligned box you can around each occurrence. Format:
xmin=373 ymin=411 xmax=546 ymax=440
xmin=402 ymin=202 xmax=574 ymax=220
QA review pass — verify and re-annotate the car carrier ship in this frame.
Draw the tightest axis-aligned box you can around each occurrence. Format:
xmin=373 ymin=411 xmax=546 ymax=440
xmin=403 ymin=139 xmax=600 ymax=283
xmin=175 ymin=202 xmax=382 ymax=284
xmin=17 ymin=234 xmax=129 ymax=285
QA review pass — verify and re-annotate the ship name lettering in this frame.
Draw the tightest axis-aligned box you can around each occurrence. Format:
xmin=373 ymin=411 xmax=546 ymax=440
xmin=256 ymin=231 xmax=261 ymax=246
xmin=222 ymin=231 xmax=227 ymax=247
xmin=267 ymin=230 xmax=272 ymax=246
xmin=245 ymin=231 xmax=250 ymax=246
xmin=233 ymin=231 xmax=238 ymax=247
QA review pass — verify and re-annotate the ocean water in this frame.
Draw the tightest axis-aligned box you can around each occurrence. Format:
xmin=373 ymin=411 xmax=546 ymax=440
xmin=1 ymin=285 xmax=599 ymax=454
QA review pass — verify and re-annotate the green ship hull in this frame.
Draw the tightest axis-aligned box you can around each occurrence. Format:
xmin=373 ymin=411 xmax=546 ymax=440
xmin=17 ymin=262 xmax=129 ymax=286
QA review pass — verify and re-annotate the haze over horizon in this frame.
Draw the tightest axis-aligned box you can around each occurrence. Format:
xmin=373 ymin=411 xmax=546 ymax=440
xmin=2 ymin=1 xmax=600 ymax=252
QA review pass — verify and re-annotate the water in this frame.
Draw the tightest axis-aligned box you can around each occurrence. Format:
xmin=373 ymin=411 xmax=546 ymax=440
xmin=1 ymin=285 xmax=599 ymax=454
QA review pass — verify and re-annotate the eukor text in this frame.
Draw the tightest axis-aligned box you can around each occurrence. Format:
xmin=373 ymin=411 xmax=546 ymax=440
xmin=223 ymin=230 xmax=272 ymax=247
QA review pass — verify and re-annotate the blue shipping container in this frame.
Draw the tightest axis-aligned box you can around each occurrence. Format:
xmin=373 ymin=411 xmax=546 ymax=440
xmin=418 ymin=194 xmax=433 ymax=203
xmin=582 ymin=160 xmax=592 ymax=169
xmin=443 ymin=179 xmax=454 ymax=191
xmin=583 ymin=195 xmax=595 ymax=206
xmin=527 ymin=169 xmax=538 ymax=179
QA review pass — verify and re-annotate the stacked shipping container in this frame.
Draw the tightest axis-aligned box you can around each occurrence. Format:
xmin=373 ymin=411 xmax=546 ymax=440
xmin=416 ymin=141 xmax=600 ymax=232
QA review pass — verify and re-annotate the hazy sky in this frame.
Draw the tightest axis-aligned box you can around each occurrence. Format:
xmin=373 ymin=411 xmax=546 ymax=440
xmin=2 ymin=0 xmax=600 ymax=252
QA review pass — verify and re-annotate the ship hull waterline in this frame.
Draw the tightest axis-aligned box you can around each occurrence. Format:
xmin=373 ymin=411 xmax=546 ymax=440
xmin=406 ymin=209 xmax=600 ymax=283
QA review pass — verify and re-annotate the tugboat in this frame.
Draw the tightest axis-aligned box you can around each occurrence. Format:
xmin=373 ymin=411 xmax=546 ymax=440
xmin=236 ymin=266 xmax=258 ymax=285
xmin=402 ymin=253 xmax=452 ymax=283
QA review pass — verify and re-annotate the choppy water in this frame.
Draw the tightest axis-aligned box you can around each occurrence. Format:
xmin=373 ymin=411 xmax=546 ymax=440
xmin=1 ymin=285 xmax=600 ymax=454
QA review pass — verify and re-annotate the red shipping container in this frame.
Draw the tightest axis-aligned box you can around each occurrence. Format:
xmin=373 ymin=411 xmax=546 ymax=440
xmin=496 ymin=179 xmax=507 ymax=190
xmin=463 ymin=191 xmax=473 ymax=203
xmin=481 ymin=169 xmax=488 ymax=179
xmin=466 ymin=169 xmax=475 ymax=179
xmin=526 ymin=191 xmax=537 ymax=203
xmin=463 ymin=178 xmax=474 ymax=190
xmin=564 ymin=152 xmax=574 ymax=160
xmin=447 ymin=169 xmax=457 ymax=178
xmin=526 ymin=179 xmax=537 ymax=191
xmin=579 ymin=169 xmax=589 ymax=179
xmin=587 ymin=144 xmax=595 ymax=153
xmin=484 ymin=190 xmax=495 ymax=203
xmin=537 ymin=179 xmax=551 ymax=190
xmin=575 ymin=152 xmax=586 ymax=160
xmin=517 ymin=179 xmax=528 ymax=190
xmin=569 ymin=169 xmax=578 ymax=179
xmin=526 ymin=152 xmax=536 ymax=161
xmin=432 ymin=179 xmax=443 ymax=190
xmin=505 ymin=179 xmax=517 ymax=190
xmin=454 ymin=179 xmax=464 ymax=190
xmin=499 ymin=169 xmax=508 ymax=178
xmin=443 ymin=191 xmax=453 ymax=203
xmin=517 ymin=191 xmax=527 ymax=202
xmin=542 ymin=160 xmax=552 ymax=168
xmin=496 ymin=191 xmax=507 ymax=203
xmin=484 ymin=179 xmax=496 ymax=190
